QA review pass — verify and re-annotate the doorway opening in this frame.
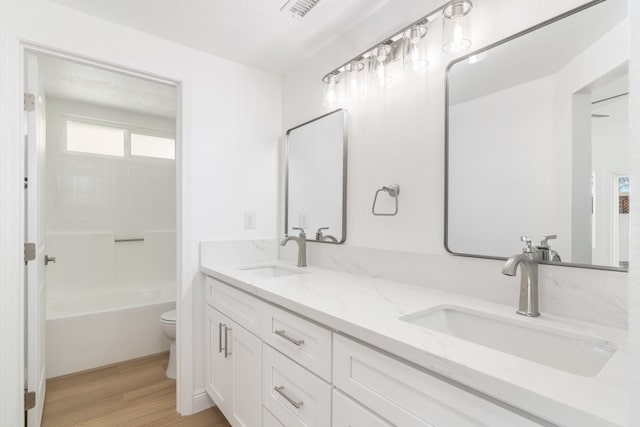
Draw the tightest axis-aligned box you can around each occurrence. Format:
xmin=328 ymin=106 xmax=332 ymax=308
xmin=24 ymin=48 xmax=181 ymax=426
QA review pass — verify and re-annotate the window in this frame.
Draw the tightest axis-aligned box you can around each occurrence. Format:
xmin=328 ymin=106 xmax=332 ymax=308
xmin=66 ymin=120 xmax=125 ymax=157
xmin=65 ymin=118 xmax=175 ymax=160
xmin=131 ymin=133 xmax=175 ymax=160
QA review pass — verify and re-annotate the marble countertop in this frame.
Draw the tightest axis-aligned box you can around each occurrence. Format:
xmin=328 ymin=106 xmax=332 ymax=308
xmin=200 ymin=260 xmax=628 ymax=426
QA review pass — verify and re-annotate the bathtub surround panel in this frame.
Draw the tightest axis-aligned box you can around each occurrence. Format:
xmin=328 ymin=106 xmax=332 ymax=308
xmin=46 ymin=301 xmax=175 ymax=378
xmin=45 ymin=98 xmax=177 ymax=293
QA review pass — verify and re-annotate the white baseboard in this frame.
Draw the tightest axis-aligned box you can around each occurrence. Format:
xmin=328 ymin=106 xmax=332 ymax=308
xmin=192 ymin=388 xmax=214 ymax=414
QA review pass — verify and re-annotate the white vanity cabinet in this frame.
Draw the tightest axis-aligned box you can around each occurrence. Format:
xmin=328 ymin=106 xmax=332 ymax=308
xmin=205 ymin=277 xmax=263 ymax=427
xmin=333 ymin=334 xmax=540 ymax=427
xmin=204 ymin=275 xmax=547 ymax=427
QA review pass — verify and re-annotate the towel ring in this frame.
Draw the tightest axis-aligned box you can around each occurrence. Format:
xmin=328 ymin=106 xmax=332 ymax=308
xmin=372 ymin=184 xmax=400 ymax=216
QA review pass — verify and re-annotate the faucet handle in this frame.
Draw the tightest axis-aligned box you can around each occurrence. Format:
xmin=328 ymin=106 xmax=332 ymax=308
xmin=539 ymin=235 xmax=557 ymax=247
xmin=293 ymin=227 xmax=306 ymax=236
xmin=520 ymin=236 xmax=535 ymax=254
xmin=315 ymin=227 xmax=329 ymax=239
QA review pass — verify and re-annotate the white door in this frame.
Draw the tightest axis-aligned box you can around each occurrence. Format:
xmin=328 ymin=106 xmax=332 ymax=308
xmin=25 ymin=52 xmax=47 ymax=427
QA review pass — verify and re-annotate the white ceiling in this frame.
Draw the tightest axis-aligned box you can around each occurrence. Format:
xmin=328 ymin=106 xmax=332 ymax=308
xmin=49 ymin=0 xmax=394 ymax=74
xmin=38 ymin=54 xmax=177 ymax=118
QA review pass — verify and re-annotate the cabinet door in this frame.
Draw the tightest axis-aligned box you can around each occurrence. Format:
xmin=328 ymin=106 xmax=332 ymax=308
xmin=205 ymin=305 xmax=232 ymax=415
xmin=229 ymin=317 xmax=262 ymax=427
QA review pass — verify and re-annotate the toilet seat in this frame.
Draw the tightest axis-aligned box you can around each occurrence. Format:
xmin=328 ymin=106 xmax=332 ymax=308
xmin=161 ymin=309 xmax=176 ymax=324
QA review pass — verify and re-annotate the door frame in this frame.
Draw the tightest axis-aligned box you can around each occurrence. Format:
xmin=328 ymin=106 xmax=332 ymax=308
xmin=0 ymin=37 xmax=195 ymax=424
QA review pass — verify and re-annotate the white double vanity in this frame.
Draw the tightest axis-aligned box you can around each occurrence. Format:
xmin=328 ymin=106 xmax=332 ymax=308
xmin=201 ymin=258 xmax=626 ymax=427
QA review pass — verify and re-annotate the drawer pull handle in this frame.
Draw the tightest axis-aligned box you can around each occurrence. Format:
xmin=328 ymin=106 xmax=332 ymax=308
xmin=274 ymin=329 xmax=304 ymax=346
xmin=274 ymin=386 xmax=303 ymax=409
xmin=224 ymin=326 xmax=232 ymax=358
xmin=218 ymin=322 xmax=225 ymax=353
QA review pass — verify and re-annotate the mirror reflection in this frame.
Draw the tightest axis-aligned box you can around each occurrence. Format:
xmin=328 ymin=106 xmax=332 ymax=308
xmin=285 ymin=109 xmax=347 ymax=243
xmin=446 ymin=0 xmax=628 ymax=270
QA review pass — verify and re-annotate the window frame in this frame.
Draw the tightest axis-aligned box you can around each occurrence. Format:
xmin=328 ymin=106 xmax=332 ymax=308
xmin=63 ymin=114 xmax=176 ymax=162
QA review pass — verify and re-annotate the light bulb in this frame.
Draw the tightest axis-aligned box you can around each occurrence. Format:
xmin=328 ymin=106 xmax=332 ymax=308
xmin=374 ymin=44 xmax=392 ymax=86
xmin=403 ymin=23 xmax=428 ymax=72
xmin=442 ymin=0 xmax=473 ymax=54
xmin=345 ymin=60 xmax=364 ymax=99
xmin=322 ymin=73 xmax=339 ymax=108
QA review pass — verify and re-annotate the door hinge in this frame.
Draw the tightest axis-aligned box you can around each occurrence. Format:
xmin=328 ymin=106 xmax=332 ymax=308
xmin=24 ymin=93 xmax=35 ymax=112
xmin=24 ymin=243 xmax=36 ymax=264
xmin=24 ymin=390 xmax=36 ymax=411
xmin=24 ymin=177 xmax=28 ymax=190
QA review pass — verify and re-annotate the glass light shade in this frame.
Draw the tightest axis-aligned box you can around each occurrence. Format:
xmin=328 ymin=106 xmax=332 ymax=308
xmin=403 ymin=23 xmax=428 ymax=71
xmin=322 ymin=73 xmax=341 ymax=108
xmin=345 ymin=59 xmax=365 ymax=98
xmin=372 ymin=44 xmax=393 ymax=86
xmin=442 ymin=0 xmax=473 ymax=54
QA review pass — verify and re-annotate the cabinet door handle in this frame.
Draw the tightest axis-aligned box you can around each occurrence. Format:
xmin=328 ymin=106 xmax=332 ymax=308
xmin=224 ymin=326 xmax=232 ymax=358
xmin=218 ymin=322 xmax=225 ymax=353
xmin=274 ymin=386 xmax=303 ymax=409
xmin=274 ymin=329 xmax=304 ymax=346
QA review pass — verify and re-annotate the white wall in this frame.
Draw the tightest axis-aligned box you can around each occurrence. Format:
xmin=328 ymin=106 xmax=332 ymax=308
xmin=280 ymin=0 xmax=629 ymax=327
xmin=0 ymin=0 xmax=281 ymax=422
xmin=45 ymin=98 xmax=177 ymax=292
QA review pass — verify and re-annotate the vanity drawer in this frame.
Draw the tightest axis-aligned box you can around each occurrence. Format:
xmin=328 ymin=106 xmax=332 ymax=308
xmin=263 ymin=344 xmax=331 ymax=427
xmin=205 ymin=276 xmax=262 ymax=336
xmin=333 ymin=334 xmax=541 ymax=427
xmin=332 ymin=389 xmax=392 ymax=427
xmin=263 ymin=407 xmax=284 ymax=427
xmin=261 ymin=303 xmax=332 ymax=381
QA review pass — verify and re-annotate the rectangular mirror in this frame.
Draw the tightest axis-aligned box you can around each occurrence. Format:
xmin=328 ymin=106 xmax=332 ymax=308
xmin=446 ymin=0 xmax=629 ymax=270
xmin=285 ymin=109 xmax=347 ymax=243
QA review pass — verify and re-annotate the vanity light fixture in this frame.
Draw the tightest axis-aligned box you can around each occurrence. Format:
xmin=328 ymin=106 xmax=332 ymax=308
xmin=320 ymin=0 xmax=476 ymax=105
xmin=345 ymin=58 xmax=365 ymax=98
xmin=373 ymin=43 xmax=393 ymax=86
xmin=403 ymin=22 xmax=429 ymax=71
xmin=442 ymin=0 xmax=473 ymax=54
xmin=322 ymin=71 xmax=341 ymax=108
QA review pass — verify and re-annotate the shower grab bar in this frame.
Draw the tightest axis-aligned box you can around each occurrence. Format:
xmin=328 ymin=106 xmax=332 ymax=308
xmin=114 ymin=238 xmax=144 ymax=243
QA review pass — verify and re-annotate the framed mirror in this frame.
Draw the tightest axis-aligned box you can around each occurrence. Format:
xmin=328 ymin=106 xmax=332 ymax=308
xmin=285 ymin=109 xmax=347 ymax=243
xmin=446 ymin=0 xmax=629 ymax=270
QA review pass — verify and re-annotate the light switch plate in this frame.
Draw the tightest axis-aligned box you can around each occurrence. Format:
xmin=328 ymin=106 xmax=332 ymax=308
xmin=244 ymin=211 xmax=256 ymax=229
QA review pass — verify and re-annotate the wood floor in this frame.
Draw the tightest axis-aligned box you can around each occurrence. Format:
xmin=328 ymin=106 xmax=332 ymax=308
xmin=42 ymin=353 xmax=231 ymax=427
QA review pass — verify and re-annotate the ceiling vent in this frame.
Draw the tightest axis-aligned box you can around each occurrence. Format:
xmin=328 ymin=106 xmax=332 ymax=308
xmin=280 ymin=0 xmax=322 ymax=18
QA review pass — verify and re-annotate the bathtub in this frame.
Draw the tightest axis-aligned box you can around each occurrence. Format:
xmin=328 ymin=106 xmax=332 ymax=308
xmin=46 ymin=286 xmax=176 ymax=378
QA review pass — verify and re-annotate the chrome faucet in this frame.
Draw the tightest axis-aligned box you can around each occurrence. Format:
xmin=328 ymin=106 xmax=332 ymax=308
xmin=502 ymin=236 xmax=540 ymax=317
xmin=281 ymin=227 xmax=307 ymax=267
xmin=315 ymin=227 xmax=338 ymax=243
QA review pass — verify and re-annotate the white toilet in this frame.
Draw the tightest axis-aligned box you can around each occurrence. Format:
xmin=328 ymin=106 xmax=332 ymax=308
xmin=160 ymin=309 xmax=177 ymax=379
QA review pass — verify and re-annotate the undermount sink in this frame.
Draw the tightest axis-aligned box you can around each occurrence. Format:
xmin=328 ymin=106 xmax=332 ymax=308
xmin=400 ymin=306 xmax=616 ymax=377
xmin=239 ymin=265 xmax=306 ymax=278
